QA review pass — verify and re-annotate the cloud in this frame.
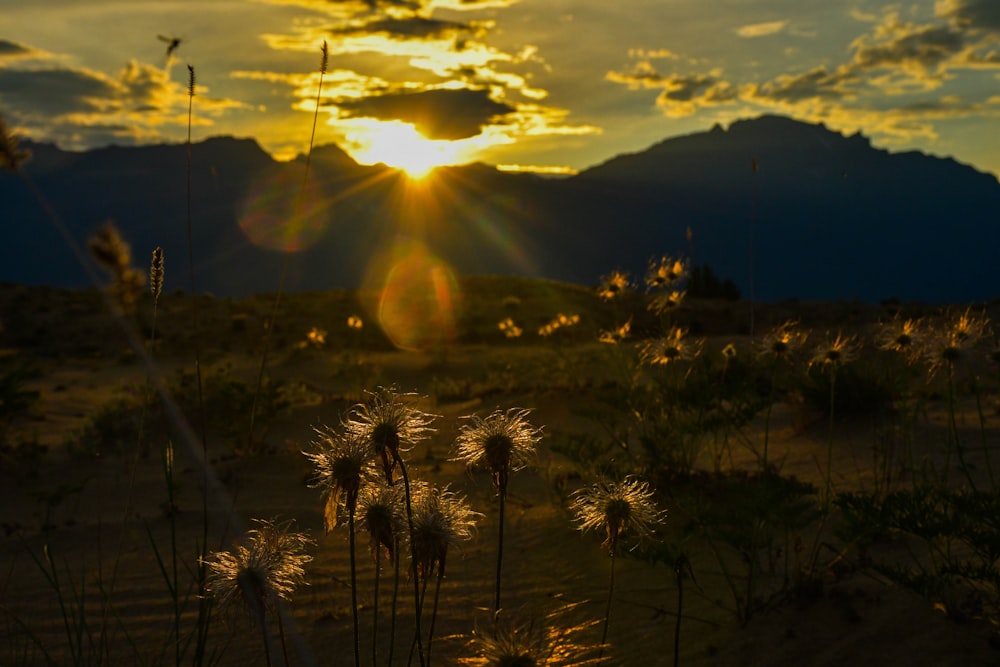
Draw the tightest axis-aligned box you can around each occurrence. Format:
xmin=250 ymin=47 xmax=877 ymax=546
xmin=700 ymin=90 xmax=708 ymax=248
xmin=936 ymin=0 xmax=1000 ymax=33
xmin=748 ymin=66 xmax=856 ymax=103
xmin=0 ymin=39 xmax=32 ymax=58
xmin=736 ymin=20 xmax=789 ymax=38
xmin=0 ymin=67 xmax=118 ymax=115
xmin=330 ymin=15 xmax=477 ymax=41
xmin=850 ymin=19 xmax=965 ymax=76
xmin=334 ymin=87 xmax=513 ymax=139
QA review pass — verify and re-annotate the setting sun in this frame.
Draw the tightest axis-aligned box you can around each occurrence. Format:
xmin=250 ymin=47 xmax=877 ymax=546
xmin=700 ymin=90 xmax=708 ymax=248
xmin=346 ymin=120 xmax=465 ymax=179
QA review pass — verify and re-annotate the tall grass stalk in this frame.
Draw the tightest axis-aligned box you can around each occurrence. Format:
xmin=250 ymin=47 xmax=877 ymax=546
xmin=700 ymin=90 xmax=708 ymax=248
xmin=248 ymin=40 xmax=328 ymax=453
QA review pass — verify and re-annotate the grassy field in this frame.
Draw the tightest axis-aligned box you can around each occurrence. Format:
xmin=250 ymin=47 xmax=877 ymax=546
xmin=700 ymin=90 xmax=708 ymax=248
xmin=1 ymin=277 xmax=999 ymax=666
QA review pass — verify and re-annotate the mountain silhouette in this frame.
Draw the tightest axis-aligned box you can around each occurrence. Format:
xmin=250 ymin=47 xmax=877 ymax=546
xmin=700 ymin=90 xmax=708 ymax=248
xmin=2 ymin=115 xmax=998 ymax=303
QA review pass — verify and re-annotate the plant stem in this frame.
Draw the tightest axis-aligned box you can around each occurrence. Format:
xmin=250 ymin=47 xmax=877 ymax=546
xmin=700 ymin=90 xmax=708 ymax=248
xmin=598 ymin=548 xmax=617 ymax=666
xmin=494 ymin=488 xmax=506 ymax=620
xmin=388 ymin=537 xmax=400 ymax=666
xmin=349 ymin=507 xmax=361 ymax=667
xmin=394 ymin=452 xmax=426 ymax=667
xmin=373 ymin=546 xmax=381 ymax=667
xmin=824 ymin=368 xmax=836 ymax=508
xmin=425 ymin=568 xmax=444 ymax=667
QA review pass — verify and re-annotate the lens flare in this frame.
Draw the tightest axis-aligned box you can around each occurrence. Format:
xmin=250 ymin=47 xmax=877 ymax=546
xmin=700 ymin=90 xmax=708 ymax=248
xmin=364 ymin=240 xmax=460 ymax=351
xmin=237 ymin=168 xmax=329 ymax=252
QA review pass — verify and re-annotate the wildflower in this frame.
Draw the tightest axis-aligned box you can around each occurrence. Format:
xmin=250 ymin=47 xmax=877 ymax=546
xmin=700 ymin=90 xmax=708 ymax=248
xmin=410 ymin=485 xmax=480 ymax=579
xmin=458 ymin=603 xmax=603 ymax=666
xmin=757 ymin=320 xmax=807 ymax=359
xmin=303 ymin=425 xmax=376 ymax=532
xmin=809 ymin=332 xmax=861 ymax=368
xmin=641 ymin=326 xmax=701 ymax=365
xmin=204 ymin=518 xmax=313 ymax=622
xmin=344 ymin=387 xmax=437 ymax=485
xmin=356 ymin=480 xmax=406 ymax=562
xmin=348 ymin=314 xmax=364 ymax=330
xmin=498 ymin=317 xmax=523 ymax=338
xmin=598 ymin=319 xmax=631 ymax=344
xmin=596 ymin=271 xmax=631 ymax=300
xmin=571 ymin=476 xmax=665 ymax=553
xmin=645 ymin=256 xmax=687 ymax=290
xmin=306 ymin=326 xmax=327 ymax=346
xmin=454 ymin=408 xmax=541 ymax=496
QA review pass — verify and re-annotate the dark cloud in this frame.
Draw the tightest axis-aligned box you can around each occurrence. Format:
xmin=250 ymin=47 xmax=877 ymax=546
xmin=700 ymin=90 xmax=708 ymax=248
xmin=331 ymin=16 xmax=470 ymax=40
xmin=750 ymin=66 xmax=854 ymax=103
xmin=0 ymin=68 xmax=117 ymax=115
xmin=657 ymin=73 xmax=733 ymax=103
xmin=852 ymin=24 xmax=965 ymax=71
xmin=938 ymin=0 xmax=1000 ymax=32
xmin=0 ymin=39 xmax=31 ymax=57
xmin=335 ymin=87 xmax=513 ymax=139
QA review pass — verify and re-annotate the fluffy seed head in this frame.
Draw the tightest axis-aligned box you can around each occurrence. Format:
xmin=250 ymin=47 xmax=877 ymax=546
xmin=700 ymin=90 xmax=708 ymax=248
xmin=410 ymin=485 xmax=480 ymax=579
xmin=757 ymin=320 xmax=808 ymax=360
xmin=187 ymin=65 xmax=196 ymax=97
xmin=0 ymin=115 xmax=31 ymax=171
xmin=204 ymin=518 xmax=313 ymax=624
xmin=810 ymin=331 xmax=861 ymax=368
xmin=454 ymin=408 xmax=541 ymax=495
xmin=303 ymin=425 xmax=376 ymax=532
xmin=571 ymin=476 xmax=665 ymax=553
xmin=922 ymin=308 xmax=990 ymax=375
xmin=458 ymin=603 xmax=604 ymax=666
xmin=596 ymin=271 xmax=631 ymax=301
xmin=641 ymin=326 xmax=702 ymax=365
xmin=356 ymin=480 xmax=406 ymax=563
xmin=345 ymin=387 xmax=437 ymax=485
xmin=645 ymin=255 xmax=687 ymax=290
xmin=876 ymin=315 xmax=923 ymax=360
xmin=150 ymin=246 xmax=164 ymax=302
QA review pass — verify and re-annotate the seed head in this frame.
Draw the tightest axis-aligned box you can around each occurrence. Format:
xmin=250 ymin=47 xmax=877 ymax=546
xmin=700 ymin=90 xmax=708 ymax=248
xmin=187 ymin=65 xmax=196 ymax=97
xmin=598 ymin=319 xmax=631 ymax=345
xmin=204 ymin=518 xmax=313 ymax=624
xmin=876 ymin=315 xmax=923 ymax=361
xmin=571 ymin=476 xmax=665 ymax=553
xmin=150 ymin=246 xmax=164 ymax=302
xmin=303 ymin=425 xmax=376 ymax=532
xmin=453 ymin=408 xmax=541 ymax=496
xmin=320 ymin=40 xmax=329 ymax=74
xmin=344 ymin=387 xmax=437 ymax=485
xmin=356 ymin=480 xmax=406 ymax=563
xmin=921 ymin=308 xmax=990 ymax=375
xmin=458 ymin=603 xmax=604 ymax=666
xmin=641 ymin=326 xmax=701 ymax=365
xmin=757 ymin=321 xmax=808 ymax=360
xmin=410 ymin=485 xmax=480 ymax=579
xmin=809 ymin=331 xmax=861 ymax=369
xmin=645 ymin=256 xmax=687 ymax=290
xmin=0 ymin=115 xmax=31 ymax=172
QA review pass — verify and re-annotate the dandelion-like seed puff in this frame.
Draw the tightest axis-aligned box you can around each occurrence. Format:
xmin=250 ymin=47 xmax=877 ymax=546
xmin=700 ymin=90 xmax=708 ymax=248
xmin=458 ymin=603 xmax=604 ymax=667
xmin=454 ymin=408 xmax=542 ymax=496
xmin=356 ymin=480 xmax=406 ymax=562
xmin=641 ymin=326 xmax=701 ymax=366
xmin=877 ymin=315 xmax=923 ymax=361
xmin=204 ymin=518 xmax=313 ymax=623
xmin=596 ymin=271 xmax=631 ymax=301
xmin=344 ymin=387 xmax=437 ymax=485
xmin=809 ymin=331 xmax=861 ymax=368
xmin=571 ymin=476 xmax=665 ymax=553
xmin=645 ymin=255 xmax=687 ymax=290
xmin=922 ymin=308 xmax=990 ymax=376
xmin=410 ymin=485 xmax=481 ymax=580
xmin=757 ymin=320 xmax=808 ymax=360
xmin=599 ymin=319 xmax=631 ymax=345
xmin=303 ymin=425 xmax=376 ymax=532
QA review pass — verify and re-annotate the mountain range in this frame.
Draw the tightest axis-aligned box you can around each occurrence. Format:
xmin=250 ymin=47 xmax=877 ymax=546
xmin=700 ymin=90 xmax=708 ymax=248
xmin=2 ymin=114 xmax=998 ymax=303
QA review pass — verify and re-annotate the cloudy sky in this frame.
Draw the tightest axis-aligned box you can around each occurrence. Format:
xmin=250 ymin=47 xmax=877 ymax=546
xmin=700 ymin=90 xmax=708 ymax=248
xmin=2 ymin=0 xmax=1000 ymax=177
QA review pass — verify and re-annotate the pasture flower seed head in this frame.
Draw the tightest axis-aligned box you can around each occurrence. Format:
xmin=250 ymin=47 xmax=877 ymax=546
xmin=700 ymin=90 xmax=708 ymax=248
xmin=757 ymin=321 xmax=808 ymax=359
xmin=303 ymin=425 xmax=376 ymax=532
xmin=649 ymin=289 xmax=686 ymax=315
xmin=356 ymin=481 xmax=406 ymax=563
xmin=598 ymin=319 xmax=631 ymax=345
xmin=810 ymin=332 xmax=861 ymax=368
xmin=204 ymin=518 xmax=313 ymax=623
xmin=345 ymin=387 xmax=437 ymax=485
xmin=597 ymin=271 xmax=631 ymax=300
xmin=922 ymin=308 xmax=991 ymax=374
xmin=0 ymin=115 xmax=30 ymax=171
xmin=453 ymin=408 xmax=542 ymax=495
xmin=876 ymin=316 xmax=923 ymax=360
xmin=347 ymin=314 xmax=363 ymax=330
xmin=641 ymin=326 xmax=702 ymax=365
xmin=571 ymin=476 xmax=665 ymax=553
xmin=410 ymin=485 xmax=481 ymax=579
xmin=458 ymin=603 xmax=603 ymax=666
xmin=722 ymin=342 xmax=738 ymax=360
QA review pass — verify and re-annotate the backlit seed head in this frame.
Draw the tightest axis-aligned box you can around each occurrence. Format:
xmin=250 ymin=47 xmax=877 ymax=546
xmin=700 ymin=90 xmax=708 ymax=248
xmin=344 ymin=387 xmax=437 ymax=485
xmin=303 ymin=425 xmax=376 ymax=532
xmin=453 ymin=408 xmax=541 ymax=495
xmin=597 ymin=271 xmax=631 ymax=301
xmin=571 ymin=476 xmax=665 ymax=553
xmin=757 ymin=321 xmax=808 ymax=360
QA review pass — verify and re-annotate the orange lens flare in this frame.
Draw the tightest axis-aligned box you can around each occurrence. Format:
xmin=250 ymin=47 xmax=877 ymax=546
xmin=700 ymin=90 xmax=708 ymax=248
xmin=366 ymin=241 xmax=460 ymax=351
xmin=237 ymin=169 xmax=329 ymax=253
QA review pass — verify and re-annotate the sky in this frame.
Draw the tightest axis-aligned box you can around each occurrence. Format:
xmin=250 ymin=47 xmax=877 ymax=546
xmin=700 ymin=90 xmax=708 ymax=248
xmin=2 ymin=0 xmax=1000 ymax=178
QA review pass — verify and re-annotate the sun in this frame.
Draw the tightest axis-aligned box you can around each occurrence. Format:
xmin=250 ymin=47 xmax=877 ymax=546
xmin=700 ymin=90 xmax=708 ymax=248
xmin=349 ymin=121 xmax=465 ymax=179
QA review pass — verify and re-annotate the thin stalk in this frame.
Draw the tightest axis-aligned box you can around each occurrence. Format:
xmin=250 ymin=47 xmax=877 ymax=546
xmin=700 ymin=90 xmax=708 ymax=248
xmin=494 ymin=487 xmax=506 ymax=620
xmin=425 ymin=568 xmax=445 ymax=667
xmin=372 ymin=546 xmax=381 ymax=667
xmin=394 ymin=451 xmax=426 ymax=667
xmin=761 ymin=358 xmax=778 ymax=472
xmin=597 ymin=548 xmax=617 ymax=666
xmin=946 ymin=362 xmax=976 ymax=490
xmin=349 ymin=507 xmax=361 ymax=667
xmin=824 ymin=368 xmax=836 ymax=508
xmin=388 ymin=536 xmax=401 ymax=666
xmin=673 ymin=555 xmax=687 ymax=667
